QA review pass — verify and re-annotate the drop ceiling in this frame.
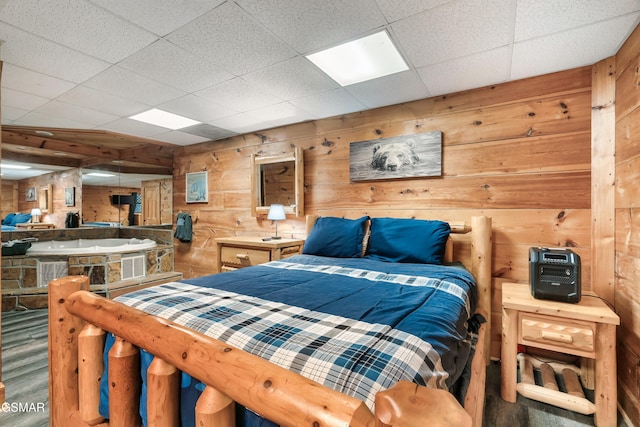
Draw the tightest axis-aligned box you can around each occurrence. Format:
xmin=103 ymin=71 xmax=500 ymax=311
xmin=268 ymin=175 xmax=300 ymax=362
xmin=0 ymin=0 xmax=639 ymax=181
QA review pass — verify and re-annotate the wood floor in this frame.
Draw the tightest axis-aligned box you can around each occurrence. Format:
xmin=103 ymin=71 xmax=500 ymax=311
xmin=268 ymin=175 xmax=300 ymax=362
xmin=0 ymin=308 xmax=629 ymax=426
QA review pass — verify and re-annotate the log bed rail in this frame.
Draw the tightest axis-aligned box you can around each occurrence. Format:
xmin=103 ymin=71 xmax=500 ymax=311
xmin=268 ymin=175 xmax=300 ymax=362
xmin=48 ymin=216 xmax=491 ymax=427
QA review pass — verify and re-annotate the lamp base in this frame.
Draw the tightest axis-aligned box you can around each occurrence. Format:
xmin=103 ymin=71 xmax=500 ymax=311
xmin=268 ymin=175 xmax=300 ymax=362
xmin=271 ymin=236 xmax=282 ymax=240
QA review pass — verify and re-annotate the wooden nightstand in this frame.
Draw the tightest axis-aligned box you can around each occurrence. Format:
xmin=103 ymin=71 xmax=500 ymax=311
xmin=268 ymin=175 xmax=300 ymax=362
xmin=215 ymin=236 xmax=305 ymax=273
xmin=501 ymin=283 xmax=620 ymax=427
xmin=16 ymin=222 xmax=56 ymax=229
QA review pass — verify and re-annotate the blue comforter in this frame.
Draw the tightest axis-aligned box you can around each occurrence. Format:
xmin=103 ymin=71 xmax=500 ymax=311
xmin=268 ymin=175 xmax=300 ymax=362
xmin=101 ymin=255 xmax=478 ymax=426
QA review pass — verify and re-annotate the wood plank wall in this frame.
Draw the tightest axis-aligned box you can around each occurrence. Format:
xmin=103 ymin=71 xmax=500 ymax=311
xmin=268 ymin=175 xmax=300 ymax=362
xmin=1 ymin=180 xmax=18 ymax=218
xmin=173 ymin=66 xmax=593 ymax=359
xmin=13 ymin=169 xmax=81 ymax=229
xmin=82 ymin=185 xmax=140 ymax=225
xmin=614 ymin=23 xmax=640 ymax=427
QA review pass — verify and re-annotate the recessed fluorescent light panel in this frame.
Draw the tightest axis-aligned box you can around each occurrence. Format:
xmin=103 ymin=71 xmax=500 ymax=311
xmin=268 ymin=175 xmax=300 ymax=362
xmin=130 ymin=108 xmax=201 ymax=130
xmin=1 ymin=162 xmax=31 ymax=170
xmin=306 ymin=31 xmax=409 ymax=86
xmin=85 ymin=172 xmax=116 ymax=177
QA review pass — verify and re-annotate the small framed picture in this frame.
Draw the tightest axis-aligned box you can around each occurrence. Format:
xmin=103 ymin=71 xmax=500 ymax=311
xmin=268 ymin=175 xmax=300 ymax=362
xmin=186 ymin=171 xmax=208 ymax=203
xmin=65 ymin=187 xmax=75 ymax=206
xmin=25 ymin=187 xmax=36 ymax=202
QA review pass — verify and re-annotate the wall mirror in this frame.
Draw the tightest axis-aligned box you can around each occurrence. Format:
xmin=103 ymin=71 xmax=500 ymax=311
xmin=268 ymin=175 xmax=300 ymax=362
xmin=38 ymin=184 xmax=53 ymax=213
xmin=251 ymin=146 xmax=304 ymax=217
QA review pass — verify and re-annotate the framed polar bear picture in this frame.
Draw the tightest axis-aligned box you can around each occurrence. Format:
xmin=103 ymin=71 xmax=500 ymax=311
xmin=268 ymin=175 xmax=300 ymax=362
xmin=349 ymin=131 xmax=442 ymax=181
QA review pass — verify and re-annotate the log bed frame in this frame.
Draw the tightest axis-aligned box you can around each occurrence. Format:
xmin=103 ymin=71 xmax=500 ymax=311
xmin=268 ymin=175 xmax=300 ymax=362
xmin=48 ymin=215 xmax=492 ymax=427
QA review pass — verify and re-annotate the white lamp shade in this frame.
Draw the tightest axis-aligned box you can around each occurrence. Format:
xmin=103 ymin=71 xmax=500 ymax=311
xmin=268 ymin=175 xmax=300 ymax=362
xmin=267 ymin=204 xmax=286 ymax=220
xmin=31 ymin=208 xmax=42 ymax=216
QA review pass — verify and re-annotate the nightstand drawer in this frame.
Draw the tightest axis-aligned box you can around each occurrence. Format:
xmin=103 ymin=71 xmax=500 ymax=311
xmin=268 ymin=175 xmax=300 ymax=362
xmin=519 ymin=313 xmax=594 ymax=354
xmin=220 ymin=246 xmax=271 ymax=267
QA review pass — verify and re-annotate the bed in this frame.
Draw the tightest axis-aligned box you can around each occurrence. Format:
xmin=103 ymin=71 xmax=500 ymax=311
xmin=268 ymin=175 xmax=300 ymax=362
xmin=1 ymin=212 xmax=32 ymax=231
xmin=48 ymin=215 xmax=492 ymax=427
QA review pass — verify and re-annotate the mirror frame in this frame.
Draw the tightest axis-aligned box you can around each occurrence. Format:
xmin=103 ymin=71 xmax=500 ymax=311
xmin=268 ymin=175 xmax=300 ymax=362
xmin=39 ymin=184 xmax=53 ymax=213
xmin=251 ymin=146 xmax=304 ymax=217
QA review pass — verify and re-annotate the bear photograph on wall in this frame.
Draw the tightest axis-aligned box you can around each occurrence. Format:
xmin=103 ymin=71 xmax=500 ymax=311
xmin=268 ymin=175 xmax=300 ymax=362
xmin=349 ymin=131 xmax=442 ymax=181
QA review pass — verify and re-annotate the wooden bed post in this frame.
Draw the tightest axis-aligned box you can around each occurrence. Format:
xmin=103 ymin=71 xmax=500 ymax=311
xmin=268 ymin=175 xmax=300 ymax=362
xmin=195 ymin=386 xmax=235 ymax=426
xmin=108 ymin=338 xmax=142 ymax=427
xmin=147 ymin=357 xmax=181 ymax=427
xmin=78 ymin=324 xmax=106 ymax=425
xmin=48 ymin=275 xmax=91 ymax=427
xmin=465 ymin=216 xmax=492 ymax=426
xmin=471 ymin=215 xmax=492 ymax=362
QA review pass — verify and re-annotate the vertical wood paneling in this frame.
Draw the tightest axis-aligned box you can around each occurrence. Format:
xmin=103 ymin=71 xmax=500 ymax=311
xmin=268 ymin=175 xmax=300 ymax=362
xmin=591 ymin=57 xmax=616 ymax=302
xmin=0 ymin=59 xmax=5 ymax=406
xmin=173 ymin=68 xmax=593 ymax=360
xmin=614 ymin=21 xmax=640 ymax=427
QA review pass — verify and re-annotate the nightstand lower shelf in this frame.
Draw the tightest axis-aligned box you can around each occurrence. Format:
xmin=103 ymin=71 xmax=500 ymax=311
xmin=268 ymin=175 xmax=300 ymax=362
xmin=516 ymin=353 xmax=596 ymax=415
xmin=501 ymin=283 xmax=620 ymax=427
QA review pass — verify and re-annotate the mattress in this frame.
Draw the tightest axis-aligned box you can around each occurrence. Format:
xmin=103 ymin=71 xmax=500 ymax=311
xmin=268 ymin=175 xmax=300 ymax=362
xmin=99 ymin=254 xmax=478 ymax=426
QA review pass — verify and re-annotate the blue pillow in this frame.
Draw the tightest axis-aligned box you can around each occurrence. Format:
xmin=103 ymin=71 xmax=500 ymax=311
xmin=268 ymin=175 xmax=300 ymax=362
xmin=303 ymin=216 xmax=369 ymax=258
xmin=367 ymin=217 xmax=451 ymax=264
xmin=3 ymin=213 xmax=15 ymax=225
xmin=10 ymin=213 xmax=32 ymax=226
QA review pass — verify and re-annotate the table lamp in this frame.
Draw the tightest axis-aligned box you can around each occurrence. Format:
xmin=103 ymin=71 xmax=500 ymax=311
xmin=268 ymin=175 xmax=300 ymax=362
xmin=267 ymin=204 xmax=286 ymax=240
xmin=31 ymin=208 xmax=42 ymax=223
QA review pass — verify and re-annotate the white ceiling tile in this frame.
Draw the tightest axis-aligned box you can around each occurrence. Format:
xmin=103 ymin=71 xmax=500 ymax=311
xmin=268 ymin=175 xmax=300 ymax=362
xmin=84 ymin=66 xmax=186 ymax=106
xmin=1 ymin=105 xmax=29 ymax=123
xmin=243 ymin=57 xmax=339 ymax=100
xmin=118 ymin=39 xmax=233 ymax=92
xmin=247 ymin=102 xmax=314 ymax=125
xmin=1 ymin=87 xmax=50 ymax=111
xmin=57 ymin=86 xmax=151 ymax=117
xmin=515 ymin=0 xmax=640 ymax=42
xmin=88 ymin=0 xmax=224 ymax=36
xmin=346 ymin=70 xmax=430 ymax=109
xmin=418 ymin=46 xmax=510 ymax=96
xmin=0 ymin=0 xmax=157 ymax=63
xmin=392 ymin=0 xmax=514 ymax=67
xmin=181 ymin=123 xmax=237 ymax=140
xmin=150 ymin=130 xmax=212 ymax=146
xmin=209 ymin=112 xmax=272 ymax=134
xmin=0 ymin=24 xmax=111 ymax=83
xmin=167 ymin=2 xmax=296 ymax=75
xmin=1 ymin=64 xmax=75 ymax=99
xmin=158 ymin=94 xmax=233 ymax=123
xmin=195 ymin=78 xmax=283 ymax=113
xmin=291 ymin=88 xmax=366 ymax=118
xmin=237 ymin=0 xmax=386 ymax=53
xmin=511 ymin=14 xmax=640 ymax=81
xmin=12 ymin=111 xmax=93 ymax=129
xmin=31 ymin=100 xmax=119 ymax=127
xmin=376 ymin=0 xmax=455 ymax=23
xmin=98 ymin=118 xmax=168 ymax=138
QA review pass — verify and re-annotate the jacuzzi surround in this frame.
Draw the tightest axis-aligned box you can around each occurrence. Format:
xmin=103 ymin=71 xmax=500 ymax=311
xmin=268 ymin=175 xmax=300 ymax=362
xmin=26 ymin=238 xmax=157 ymax=255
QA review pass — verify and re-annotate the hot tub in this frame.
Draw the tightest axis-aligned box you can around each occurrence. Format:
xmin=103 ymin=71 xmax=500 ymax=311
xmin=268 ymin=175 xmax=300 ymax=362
xmin=26 ymin=238 xmax=157 ymax=255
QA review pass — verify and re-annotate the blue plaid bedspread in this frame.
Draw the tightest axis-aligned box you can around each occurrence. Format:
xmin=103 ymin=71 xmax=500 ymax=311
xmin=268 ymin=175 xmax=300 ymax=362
xmin=104 ymin=255 xmax=477 ymax=424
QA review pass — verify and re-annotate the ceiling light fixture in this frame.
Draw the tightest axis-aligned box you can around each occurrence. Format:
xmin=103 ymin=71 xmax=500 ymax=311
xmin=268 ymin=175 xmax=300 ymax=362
xmin=1 ymin=163 xmax=32 ymax=170
xmin=306 ymin=30 xmax=409 ymax=86
xmin=129 ymin=108 xmax=201 ymax=130
xmin=35 ymin=130 xmax=54 ymax=137
xmin=85 ymin=172 xmax=116 ymax=177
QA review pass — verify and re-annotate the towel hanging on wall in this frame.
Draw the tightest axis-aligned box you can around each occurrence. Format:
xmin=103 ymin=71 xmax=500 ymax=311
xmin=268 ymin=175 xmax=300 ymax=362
xmin=174 ymin=212 xmax=193 ymax=242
